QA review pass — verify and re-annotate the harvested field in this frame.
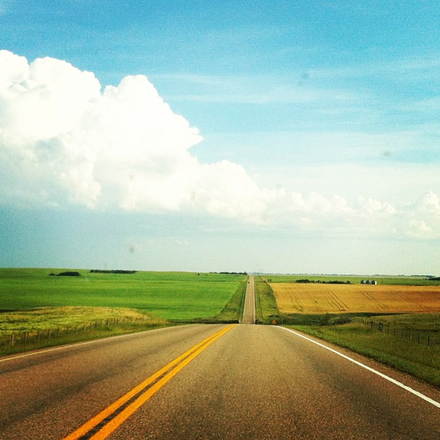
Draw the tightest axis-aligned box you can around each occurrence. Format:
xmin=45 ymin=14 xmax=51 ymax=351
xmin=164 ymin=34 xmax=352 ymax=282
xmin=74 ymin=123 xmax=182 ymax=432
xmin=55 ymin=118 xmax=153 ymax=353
xmin=271 ymin=283 xmax=440 ymax=314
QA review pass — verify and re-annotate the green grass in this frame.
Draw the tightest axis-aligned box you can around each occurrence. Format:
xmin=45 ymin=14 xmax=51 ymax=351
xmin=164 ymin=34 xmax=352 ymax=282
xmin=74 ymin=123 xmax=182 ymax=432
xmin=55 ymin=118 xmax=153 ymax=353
xmin=0 ymin=269 xmax=247 ymax=320
xmin=254 ymin=276 xmax=280 ymax=324
xmin=0 ymin=306 xmax=164 ymax=332
xmin=214 ymin=279 xmax=247 ymax=323
xmin=0 ymin=306 xmax=169 ymax=356
xmin=0 ymin=269 xmax=247 ymax=355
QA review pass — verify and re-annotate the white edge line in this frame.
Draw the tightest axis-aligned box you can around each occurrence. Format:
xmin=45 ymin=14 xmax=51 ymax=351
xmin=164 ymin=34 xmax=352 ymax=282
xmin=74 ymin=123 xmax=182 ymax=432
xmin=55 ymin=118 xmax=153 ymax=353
xmin=0 ymin=332 xmax=142 ymax=363
xmin=0 ymin=325 xmax=185 ymax=364
xmin=279 ymin=326 xmax=440 ymax=409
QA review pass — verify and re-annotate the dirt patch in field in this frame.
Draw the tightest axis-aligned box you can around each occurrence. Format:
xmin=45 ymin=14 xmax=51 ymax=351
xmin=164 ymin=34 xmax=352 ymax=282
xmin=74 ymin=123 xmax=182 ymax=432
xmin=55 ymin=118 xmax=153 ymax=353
xmin=271 ymin=283 xmax=440 ymax=314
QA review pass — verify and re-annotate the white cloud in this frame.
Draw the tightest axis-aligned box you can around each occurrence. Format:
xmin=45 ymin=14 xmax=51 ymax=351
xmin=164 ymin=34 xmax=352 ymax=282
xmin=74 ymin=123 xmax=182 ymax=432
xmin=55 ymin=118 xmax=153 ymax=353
xmin=1 ymin=50 xmax=439 ymax=240
xmin=402 ymin=192 xmax=440 ymax=239
xmin=192 ymin=160 xmax=275 ymax=223
xmin=0 ymin=50 xmax=271 ymax=218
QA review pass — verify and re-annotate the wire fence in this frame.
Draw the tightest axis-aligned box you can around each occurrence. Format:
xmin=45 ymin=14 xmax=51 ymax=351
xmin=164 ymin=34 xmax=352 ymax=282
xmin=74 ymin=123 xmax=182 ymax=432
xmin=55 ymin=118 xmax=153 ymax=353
xmin=361 ymin=319 xmax=439 ymax=347
xmin=0 ymin=316 xmax=165 ymax=348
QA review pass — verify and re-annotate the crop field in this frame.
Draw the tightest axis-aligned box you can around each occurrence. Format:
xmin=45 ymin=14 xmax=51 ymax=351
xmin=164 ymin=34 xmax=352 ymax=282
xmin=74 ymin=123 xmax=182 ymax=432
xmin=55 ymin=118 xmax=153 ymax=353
xmin=271 ymin=283 xmax=440 ymax=314
xmin=256 ymin=278 xmax=440 ymax=386
xmin=0 ymin=268 xmax=247 ymax=321
xmin=266 ymin=274 xmax=440 ymax=286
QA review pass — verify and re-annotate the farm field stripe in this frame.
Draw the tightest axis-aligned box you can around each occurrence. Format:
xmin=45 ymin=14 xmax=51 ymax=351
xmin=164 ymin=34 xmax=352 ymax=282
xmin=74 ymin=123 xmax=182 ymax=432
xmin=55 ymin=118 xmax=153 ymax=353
xmin=280 ymin=327 xmax=440 ymax=409
xmin=63 ymin=325 xmax=234 ymax=440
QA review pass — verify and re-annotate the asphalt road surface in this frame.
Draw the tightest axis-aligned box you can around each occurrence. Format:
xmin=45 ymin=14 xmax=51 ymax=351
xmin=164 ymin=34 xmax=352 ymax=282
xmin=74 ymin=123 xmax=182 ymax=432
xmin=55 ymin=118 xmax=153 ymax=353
xmin=1 ymin=280 xmax=439 ymax=439
xmin=241 ymin=276 xmax=255 ymax=324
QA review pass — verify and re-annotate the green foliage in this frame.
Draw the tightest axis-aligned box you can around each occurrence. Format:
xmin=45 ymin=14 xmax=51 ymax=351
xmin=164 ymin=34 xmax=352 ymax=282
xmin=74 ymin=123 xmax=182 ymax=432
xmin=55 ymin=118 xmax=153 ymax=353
xmin=254 ymin=277 xmax=280 ymax=324
xmin=0 ymin=269 xmax=246 ymax=321
xmin=213 ymin=279 xmax=247 ymax=323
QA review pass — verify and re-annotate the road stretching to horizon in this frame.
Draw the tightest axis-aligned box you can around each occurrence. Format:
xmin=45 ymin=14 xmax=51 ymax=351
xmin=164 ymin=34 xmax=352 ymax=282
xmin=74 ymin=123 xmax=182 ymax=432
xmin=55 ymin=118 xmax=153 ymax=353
xmin=240 ymin=275 xmax=255 ymax=324
xmin=1 ymin=277 xmax=439 ymax=439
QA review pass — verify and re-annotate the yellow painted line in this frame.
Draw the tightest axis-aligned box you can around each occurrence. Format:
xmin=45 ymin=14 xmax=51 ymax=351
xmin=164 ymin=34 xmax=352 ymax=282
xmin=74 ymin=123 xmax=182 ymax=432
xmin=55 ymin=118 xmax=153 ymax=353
xmin=64 ymin=325 xmax=234 ymax=440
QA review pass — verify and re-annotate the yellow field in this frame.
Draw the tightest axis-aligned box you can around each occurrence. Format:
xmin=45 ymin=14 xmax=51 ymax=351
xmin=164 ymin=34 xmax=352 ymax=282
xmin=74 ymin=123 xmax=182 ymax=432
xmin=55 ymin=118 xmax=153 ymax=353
xmin=271 ymin=283 xmax=440 ymax=314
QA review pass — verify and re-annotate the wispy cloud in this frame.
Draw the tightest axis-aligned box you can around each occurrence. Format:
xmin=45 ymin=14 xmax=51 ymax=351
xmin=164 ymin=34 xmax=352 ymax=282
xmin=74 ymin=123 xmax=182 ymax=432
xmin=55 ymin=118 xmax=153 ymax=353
xmin=152 ymin=72 xmax=360 ymax=105
xmin=310 ymin=56 xmax=440 ymax=83
xmin=400 ymin=97 xmax=440 ymax=112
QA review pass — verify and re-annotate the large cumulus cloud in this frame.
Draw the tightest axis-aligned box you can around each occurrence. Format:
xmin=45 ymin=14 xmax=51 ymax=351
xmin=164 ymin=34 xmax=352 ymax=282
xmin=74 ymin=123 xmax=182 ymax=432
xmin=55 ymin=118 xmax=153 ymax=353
xmin=0 ymin=50 xmax=439 ymax=238
xmin=0 ymin=50 xmax=270 ymax=220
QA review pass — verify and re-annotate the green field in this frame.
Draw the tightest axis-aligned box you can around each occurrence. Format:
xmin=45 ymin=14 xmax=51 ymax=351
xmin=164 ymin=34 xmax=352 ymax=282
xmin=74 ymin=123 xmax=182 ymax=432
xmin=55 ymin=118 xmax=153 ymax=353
xmin=0 ymin=269 xmax=247 ymax=320
xmin=0 ymin=269 xmax=247 ymax=355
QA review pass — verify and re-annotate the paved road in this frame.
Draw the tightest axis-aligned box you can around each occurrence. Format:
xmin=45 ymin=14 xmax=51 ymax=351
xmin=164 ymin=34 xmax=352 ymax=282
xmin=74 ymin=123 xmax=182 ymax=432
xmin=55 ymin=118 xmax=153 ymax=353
xmin=241 ymin=275 xmax=255 ymax=324
xmin=1 ymin=285 xmax=439 ymax=439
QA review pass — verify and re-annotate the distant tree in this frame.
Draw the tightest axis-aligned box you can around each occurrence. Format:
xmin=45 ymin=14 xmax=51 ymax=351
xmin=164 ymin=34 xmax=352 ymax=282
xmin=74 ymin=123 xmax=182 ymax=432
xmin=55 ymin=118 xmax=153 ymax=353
xmin=49 ymin=271 xmax=81 ymax=277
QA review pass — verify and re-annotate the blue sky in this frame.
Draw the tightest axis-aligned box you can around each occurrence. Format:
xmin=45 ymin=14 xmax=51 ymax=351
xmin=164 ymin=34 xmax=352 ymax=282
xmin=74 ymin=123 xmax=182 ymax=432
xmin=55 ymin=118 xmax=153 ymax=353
xmin=0 ymin=0 xmax=439 ymax=274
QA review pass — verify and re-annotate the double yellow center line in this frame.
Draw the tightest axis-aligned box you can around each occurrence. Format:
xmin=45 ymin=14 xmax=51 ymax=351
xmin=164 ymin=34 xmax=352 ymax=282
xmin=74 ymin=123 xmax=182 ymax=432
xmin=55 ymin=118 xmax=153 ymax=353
xmin=63 ymin=325 xmax=234 ymax=440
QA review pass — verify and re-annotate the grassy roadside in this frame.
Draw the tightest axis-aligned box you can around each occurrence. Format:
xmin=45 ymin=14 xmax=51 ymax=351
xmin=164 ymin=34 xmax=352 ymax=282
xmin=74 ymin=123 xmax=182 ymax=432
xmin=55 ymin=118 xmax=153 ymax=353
xmin=215 ymin=278 xmax=247 ymax=322
xmin=254 ymin=276 xmax=280 ymax=324
xmin=254 ymin=277 xmax=440 ymax=387
xmin=288 ymin=320 xmax=440 ymax=387
xmin=174 ymin=278 xmax=248 ymax=324
xmin=0 ymin=307 xmax=170 ymax=356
